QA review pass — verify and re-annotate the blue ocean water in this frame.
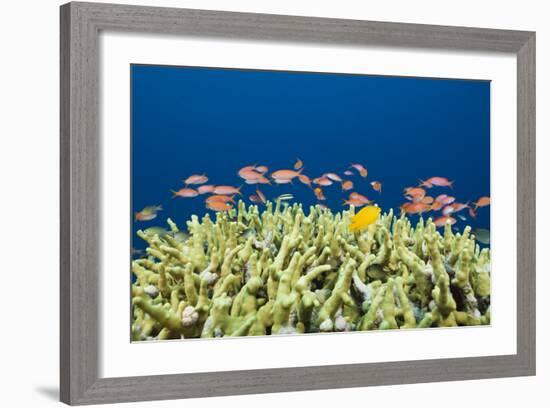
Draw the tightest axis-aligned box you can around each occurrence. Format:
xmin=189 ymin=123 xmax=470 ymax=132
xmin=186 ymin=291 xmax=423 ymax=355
xmin=131 ymin=64 xmax=490 ymax=253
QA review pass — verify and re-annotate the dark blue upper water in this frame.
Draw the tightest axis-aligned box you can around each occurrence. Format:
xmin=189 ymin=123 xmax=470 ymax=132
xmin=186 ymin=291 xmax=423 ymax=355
xmin=131 ymin=65 xmax=490 ymax=253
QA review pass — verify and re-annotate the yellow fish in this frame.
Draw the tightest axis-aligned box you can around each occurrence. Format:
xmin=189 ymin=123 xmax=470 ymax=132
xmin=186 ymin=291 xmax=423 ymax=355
xmin=349 ymin=205 xmax=381 ymax=233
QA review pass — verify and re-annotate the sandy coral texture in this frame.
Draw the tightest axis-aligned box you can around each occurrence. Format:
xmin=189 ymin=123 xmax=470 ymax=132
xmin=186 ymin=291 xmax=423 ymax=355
xmin=131 ymin=201 xmax=490 ymax=341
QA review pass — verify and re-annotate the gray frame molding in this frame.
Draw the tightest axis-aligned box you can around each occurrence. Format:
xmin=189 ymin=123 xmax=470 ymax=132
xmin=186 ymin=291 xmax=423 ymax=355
xmin=60 ymin=2 xmax=536 ymax=405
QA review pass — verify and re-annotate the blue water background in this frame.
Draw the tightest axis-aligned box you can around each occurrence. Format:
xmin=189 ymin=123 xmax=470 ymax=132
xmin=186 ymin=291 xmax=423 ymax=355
xmin=131 ymin=65 xmax=490 ymax=253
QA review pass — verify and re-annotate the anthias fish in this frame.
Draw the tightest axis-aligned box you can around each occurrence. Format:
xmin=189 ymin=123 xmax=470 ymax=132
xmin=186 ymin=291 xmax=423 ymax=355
xmin=370 ymin=181 xmax=382 ymax=193
xmin=350 ymin=163 xmax=368 ymax=177
xmin=206 ymin=201 xmax=233 ymax=211
xmin=349 ymin=205 xmax=381 ymax=233
xmin=341 ymin=180 xmax=353 ymax=191
xmin=213 ymin=185 xmax=242 ymax=195
xmin=197 ymin=185 xmax=216 ymax=194
xmin=271 ymin=169 xmax=301 ymax=181
xmin=425 ymin=177 xmax=454 ymax=188
xmin=434 ymin=215 xmax=457 ymax=227
xmin=184 ymin=174 xmax=208 ymax=185
xmin=294 ymin=158 xmax=303 ymax=170
xmin=171 ymin=188 xmax=199 ymax=198
xmin=474 ymin=196 xmax=490 ymax=208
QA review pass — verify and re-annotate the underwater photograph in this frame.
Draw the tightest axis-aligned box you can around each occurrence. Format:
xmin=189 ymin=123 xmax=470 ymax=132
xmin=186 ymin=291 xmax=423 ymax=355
xmin=130 ymin=64 xmax=491 ymax=341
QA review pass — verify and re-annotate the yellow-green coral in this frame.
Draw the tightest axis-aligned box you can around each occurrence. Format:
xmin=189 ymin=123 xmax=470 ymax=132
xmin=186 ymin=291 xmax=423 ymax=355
xmin=131 ymin=201 xmax=490 ymax=341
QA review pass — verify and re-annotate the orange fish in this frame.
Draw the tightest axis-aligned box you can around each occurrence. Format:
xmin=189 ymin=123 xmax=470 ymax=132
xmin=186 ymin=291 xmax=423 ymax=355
xmin=341 ymin=180 xmax=353 ymax=191
xmin=313 ymin=176 xmax=333 ymax=186
xmin=206 ymin=195 xmax=234 ymax=204
xmin=401 ymin=202 xmax=430 ymax=215
xmin=314 ymin=187 xmax=326 ymax=201
xmin=370 ymin=181 xmax=382 ymax=193
xmin=418 ymin=179 xmax=433 ymax=188
xmin=451 ymin=202 xmax=469 ymax=212
xmin=425 ymin=177 xmax=454 ymax=188
xmin=206 ymin=201 xmax=233 ymax=212
xmin=256 ymin=189 xmax=266 ymax=204
xmin=213 ymin=185 xmax=242 ymax=195
xmin=171 ymin=188 xmax=199 ymax=198
xmin=421 ymin=196 xmax=434 ymax=204
xmin=404 ymin=187 xmax=426 ymax=202
xmin=344 ymin=198 xmax=367 ymax=208
xmin=434 ymin=215 xmax=457 ymax=227
xmin=435 ymin=194 xmax=449 ymax=203
xmin=197 ymin=185 xmax=216 ymax=194
xmin=473 ymin=196 xmax=490 ymax=208
xmin=255 ymin=165 xmax=268 ymax=174
xmin=238 ymin=165 xmax=257 ymax=178
xmin=244 ymin=174 xmax=271 ymax=185
xmin=271 ymin=169 xmax=301 ymax=181
xmin=239 ymin=169 xmax=263 ymax=181
xmin=249 ymin=195 xmax=262 ymax=203
xmin=184 ymin=174 xmax=208 ymax=185
xmin=298 ymin=174 xmax=312 ymax=187
xmin=325 ymin=173 xmax=342 ymax=182
xmin=349 ymin=192 xmax=370 ymax=204
xmin=350 ymin=163 xmax=368 ymax=178
xmin=439 ymin=196 xmax=455 ymax=205
xmin=274 ymin=178 xmax=293 ymax=184
xmin=442 ymin=205 xmax=455 ymax=216
xmin=431 ymin=201 xmax=443 ymax=211
xmin=294 ymin=158 xmax=303 ymax=170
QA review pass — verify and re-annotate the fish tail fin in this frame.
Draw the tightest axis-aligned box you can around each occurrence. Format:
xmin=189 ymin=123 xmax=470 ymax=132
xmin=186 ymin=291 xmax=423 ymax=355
xmin=449 ymin=180 xmax=455 ymax=190
xmin=157 ymin=205 xmax=163 ymax=211
xmin=170 ymin=190 xmax=178 ymax=198
xmin=237 ymin=185 xmax=243 ymax=196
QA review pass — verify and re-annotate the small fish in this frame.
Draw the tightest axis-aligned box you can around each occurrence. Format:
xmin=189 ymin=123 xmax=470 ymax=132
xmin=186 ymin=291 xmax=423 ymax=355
xmin=349 ymin=206 xmax=381 ymax=233
xmin=313 ymin=177 xmax=333 ymax=186
xmin=457 ymin=214 xmax=467 ymax=221
xmin=171 ymin=188 xmax=199 ymax=198
xmin=401 ymin=202 xmax=430 ymax=215
xmin=271 ymin=169 xmax=301 ymax=181
xmin=197 ymin=185 xmax=216 ymax=194
xmin=294 ymin=158 xmax=303 ymax=170
xmin=435 ymin=194 xmax=449 ymax=203
xmin=239 ymin=169 xmax=263 ymax=181
xmin=298 ymin=174 xmax=312 ymax=187
xmin=255 ymin=165 xmax=268 ymax=174
xmin=418 ymin=179 xmax=433 ymax=188
xmin=473 ymin=196 xmax=490 ymax=208
xmin=273 ymin=178 xmax=293 ymax=184
xmin=469 ymin=207 xmax=477 ymax=218
xmin=314 ymin=187 xmax=326 ymax=201
xmin=277 ymin=194 xmax=294 ymax=201
xmin=341 ymin=180 xmax=354 ymax=191
xmin=425 ymin=177 xmax=454 ymax=188
xmin=370 ymin=181 xmax=382 ymax=193
xmin=439 ymin=196 xmax=456 ymax=205
xmin=350 ymin=163 xmax=368 ymax=178
xmin=325 ymin=173 xmax=342 ymax=182
xmin=249 ymin=195 xmax=262 ymax=203
xmin=472 ymin=228 xmax=490 ymax=245
xmin=238 ymin=165 xmax=257 ymax=177
xmin=450 ymin=202 xmax=469 ymax=212
xmin=421 ymin=196 xmax=434 ymax=204
xmin=344 ymin=198 xmax=367 ymax=208
xmin=143 ymin=227 xmax=168 ymax=237
xmin=206 ymin=201 xmax=233 ymax=212
xmin=213 ymin=185 xmax=242 ymax=195
xmin=206 ymin=195 xmax=235 ymax=204
xmin=343 ymin=170 xmax=354 ymax=176
xmin=172 ymin=231 xmax=190 ymax=243
xmin=431 ymin=201 xmax=443 ymax=211
xmin=134 ymin=205 xmax=162 ymax=221
xmin=442 ymin=205 xmax=455 ymax=216
xmin=404 ymin=187 xmax=426 ymax=202
xmin=433 ymin=215 xmax=457 ymax=227
xmin=256 ymin=189 xmax=266 ymax=204
xmin=184 ymin=174 xmax=208 ymax=185
xmin=349 ymin=192 xmax=370 ymax=204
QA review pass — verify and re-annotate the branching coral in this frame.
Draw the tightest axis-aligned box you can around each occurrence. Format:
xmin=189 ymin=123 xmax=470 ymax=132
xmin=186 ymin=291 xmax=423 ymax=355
xmin=131 ymin=201 xmax=491 ymax=341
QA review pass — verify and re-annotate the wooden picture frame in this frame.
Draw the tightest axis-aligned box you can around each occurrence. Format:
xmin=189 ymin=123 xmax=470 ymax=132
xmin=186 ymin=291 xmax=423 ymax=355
xmin=60 ymin=2 xmax=535 ymax=405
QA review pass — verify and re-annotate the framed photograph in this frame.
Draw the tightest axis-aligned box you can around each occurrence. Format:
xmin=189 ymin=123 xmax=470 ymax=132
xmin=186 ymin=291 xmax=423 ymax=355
xmin=60 ymin=2 xmax=535 ymax=405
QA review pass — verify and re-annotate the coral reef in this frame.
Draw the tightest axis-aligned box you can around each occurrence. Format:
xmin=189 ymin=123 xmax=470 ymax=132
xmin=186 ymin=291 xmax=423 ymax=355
xmin=131 ymin=201 xmax=491 ymax=341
